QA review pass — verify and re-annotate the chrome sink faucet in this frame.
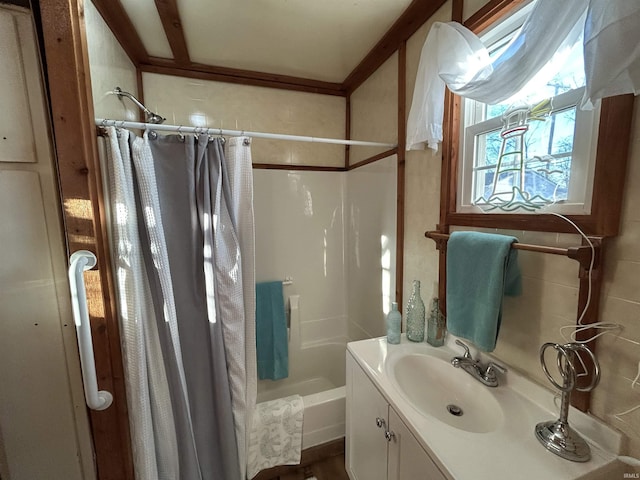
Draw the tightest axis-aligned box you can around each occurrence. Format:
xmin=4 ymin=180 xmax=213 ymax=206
xmin=451 ymin=339 xmax=507 ymax=387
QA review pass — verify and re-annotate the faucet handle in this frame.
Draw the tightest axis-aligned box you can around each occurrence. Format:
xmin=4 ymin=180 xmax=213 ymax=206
xmin=484 ymin=362 xmax=507 ymax=382
xmin=455 ymin=339 xmax=473 ymax=359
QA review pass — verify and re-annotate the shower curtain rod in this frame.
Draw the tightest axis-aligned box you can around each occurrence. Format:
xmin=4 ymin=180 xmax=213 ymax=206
xmin=95 ymin=118 xmax=397 ymax=148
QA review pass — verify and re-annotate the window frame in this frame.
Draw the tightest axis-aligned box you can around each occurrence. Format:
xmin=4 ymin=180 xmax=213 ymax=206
xmin=440 ymin=0 xmax=635 ymax=236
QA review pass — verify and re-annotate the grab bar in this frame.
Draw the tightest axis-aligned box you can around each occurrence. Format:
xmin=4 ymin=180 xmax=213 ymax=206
xmin=68 ymin=250 xmax=113 ymax=411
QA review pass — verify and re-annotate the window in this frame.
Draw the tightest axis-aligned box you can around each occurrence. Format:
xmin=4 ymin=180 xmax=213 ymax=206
xmin=458 ymin=6 xmax=600 ymax=215
xmin=442 ymin=1 xmax=633 ymax=236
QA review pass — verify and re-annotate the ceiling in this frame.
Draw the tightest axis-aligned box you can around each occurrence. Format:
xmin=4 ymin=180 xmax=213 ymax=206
xmin=91 ymin=0 xmax=446 ymax=95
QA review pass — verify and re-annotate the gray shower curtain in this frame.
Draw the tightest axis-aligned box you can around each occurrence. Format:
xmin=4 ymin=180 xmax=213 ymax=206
xmin=102 ymin=127 xmax=256 ymax=480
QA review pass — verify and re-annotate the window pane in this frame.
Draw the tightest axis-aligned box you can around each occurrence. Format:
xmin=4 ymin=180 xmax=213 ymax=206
xmin=471 ymin=106 xmax=577 ymax=209
xmin=483 ymin=33 xmax=585 ymax=121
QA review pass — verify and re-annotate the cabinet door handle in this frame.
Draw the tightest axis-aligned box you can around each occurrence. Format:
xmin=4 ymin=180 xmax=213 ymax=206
xmin=375 ymin=417 xmax=386 ymax=429
xmin=384 ymin=430 xmax=396 ymax=441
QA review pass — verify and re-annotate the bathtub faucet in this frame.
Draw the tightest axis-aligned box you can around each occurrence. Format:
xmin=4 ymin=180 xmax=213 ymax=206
xmin=450 ymin=339 xmax=507 ymax=387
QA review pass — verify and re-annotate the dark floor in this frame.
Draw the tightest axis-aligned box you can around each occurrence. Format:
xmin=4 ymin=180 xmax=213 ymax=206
xmin=252 ymin=439 xmax=349 ymax=480
xmin=278 ymin=454 xmax=348 ymax=480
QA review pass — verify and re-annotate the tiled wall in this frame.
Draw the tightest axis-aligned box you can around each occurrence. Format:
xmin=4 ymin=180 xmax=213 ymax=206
xmin=593 ymin=99 xmax=640 ymax=455
xmin=346 ymin=155 xmax=398 ymax=340
xmin=402 ymin=0 xmax=640 ymax=458
xmin=142 ymin=73 xmax=346 ymax=167
xmin=403 ymin=3 xmax=451 ymax=326
xmin=349 ymin=53 xmax=398 ymax=165
xmin=84 ymin=1 xmax=138 ymax=120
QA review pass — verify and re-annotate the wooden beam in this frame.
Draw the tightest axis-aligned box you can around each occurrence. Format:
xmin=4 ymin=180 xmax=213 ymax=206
xmin=136 ymin=67 xmax=145 ymax=122
xmin=39 ymin=1 xmax=134 ymax=478
xmin=91 ymin=0 xmax=149 ymax=64
xmin=153 ymin=0 xmax=189 ymax=64
xmin=464 ymin=0 xmax=527 ymax=32
xmin=347 ymin=148 xmax=398 ymax=171
xmin=253 ymin=163 xmax=346 ymax=172
xmin=343 ymin=0 xmax=447 ymax=95
xmin=140 ymin=57 xmax=346 ymax=96
xmin=452 ymin=0 xmax=464 ymax=22
xmin=345 ymin=96 xmax=351 ymax=168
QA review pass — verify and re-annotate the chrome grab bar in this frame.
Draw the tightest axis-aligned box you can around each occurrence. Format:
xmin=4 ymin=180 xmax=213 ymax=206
xmin=68 ymin=250 xmax=113 ymax=411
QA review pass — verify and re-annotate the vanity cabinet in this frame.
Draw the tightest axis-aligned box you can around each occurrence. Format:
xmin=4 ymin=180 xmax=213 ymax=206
xmin=346 ymin=352 xmax=447 ymax=480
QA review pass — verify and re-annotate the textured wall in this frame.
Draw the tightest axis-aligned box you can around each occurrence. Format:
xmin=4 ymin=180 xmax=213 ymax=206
xmin=85 ymin=0 xmax=138 ymax=121
xmin=349 ymin=53 xmax=398 ymax=165
xmin=142 ymin=73 xmax=346 ymax=167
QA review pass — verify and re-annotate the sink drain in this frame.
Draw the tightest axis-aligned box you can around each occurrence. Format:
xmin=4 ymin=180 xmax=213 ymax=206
xmin=447 ymin=404 xmax=463 ymax=416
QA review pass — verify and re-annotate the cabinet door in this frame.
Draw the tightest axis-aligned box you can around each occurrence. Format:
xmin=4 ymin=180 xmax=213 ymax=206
xmin=346 ymin=353 xmax=389 ymax=480
xmin=387 ymin=408 xmax=447 ymax=480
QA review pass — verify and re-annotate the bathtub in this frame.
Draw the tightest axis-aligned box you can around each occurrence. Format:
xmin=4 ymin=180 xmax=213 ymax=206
xmin=256 ymin=295 xmax=347 ymax=449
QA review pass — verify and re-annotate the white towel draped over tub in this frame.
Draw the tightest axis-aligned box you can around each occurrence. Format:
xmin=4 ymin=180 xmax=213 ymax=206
xmin=247 ymin=395 xmax=304 ymax=479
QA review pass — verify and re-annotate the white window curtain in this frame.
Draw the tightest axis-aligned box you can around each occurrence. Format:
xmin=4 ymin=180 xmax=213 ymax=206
xmin=406 ymin=0 xmax=640 ymax=152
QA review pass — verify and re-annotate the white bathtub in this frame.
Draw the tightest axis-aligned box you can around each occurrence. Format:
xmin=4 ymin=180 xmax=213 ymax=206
xmin=257 ymin=341 xmax=347 ymax=448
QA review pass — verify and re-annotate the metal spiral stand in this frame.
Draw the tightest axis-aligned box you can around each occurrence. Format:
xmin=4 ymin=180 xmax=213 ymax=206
xmin=535 ymin=342 xmax=600 ymax=462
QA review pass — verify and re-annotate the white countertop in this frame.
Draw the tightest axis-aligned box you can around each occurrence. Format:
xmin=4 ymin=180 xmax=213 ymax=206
xmin=347 ymin=335 xmax=622 ymax=480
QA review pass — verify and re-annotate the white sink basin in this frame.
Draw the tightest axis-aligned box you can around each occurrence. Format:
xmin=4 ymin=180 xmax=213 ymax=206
xmin=387 ymin=351 xmax=504 ymax=433
xmin=348 ymin=337 xmax=621 ymax=480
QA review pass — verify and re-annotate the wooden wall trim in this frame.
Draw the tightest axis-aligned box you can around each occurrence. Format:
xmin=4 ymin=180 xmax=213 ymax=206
xmin=136 ymin=67 xmax=145 ymax=122
xmin=91 ymin=0 xmax=149 ymax=64
xmin=252 ymin=163 xmax=346 ymax=172
xmin=464 ymin=0 xmax=527 ymax=32
xmin=343 ymin=0 xmax=447 ymax=95
xmin=452 ymin=0 xmax=464 ymax=23
xmin=345 ymin=96 xmax=351 ymax=168
xmin=153 ymin=0 xmax=190 ymax=64
xmin=39 ymin=1 xmax=134 ymax=478
xmin=347 ymin=148 xmax=398 ymax=171
xmin=140 ymin=58 xmax=346 ymax=96
xmin=590 ymin=95 xmax=635 ymax=236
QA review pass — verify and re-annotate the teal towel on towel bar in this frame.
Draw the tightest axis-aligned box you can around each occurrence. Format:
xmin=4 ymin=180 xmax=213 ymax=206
xmin=256 ymin=281 xmax=289 ymax=380
xmin=446 ymin=231 xmax=522 ymax=352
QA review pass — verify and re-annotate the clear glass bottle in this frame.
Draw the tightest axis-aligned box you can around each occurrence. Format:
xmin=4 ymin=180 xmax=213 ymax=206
xmin=427 ymin=282 xmax=446 ymax=346
xmin=386 ymin=302 xmax=401 ymax=344
xmin=406 ymin=280 xmax=425 ymax=342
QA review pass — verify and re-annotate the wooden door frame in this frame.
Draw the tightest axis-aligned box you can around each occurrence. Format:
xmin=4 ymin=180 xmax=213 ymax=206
xmin=38 ymin=1 xmax=134 ymax=479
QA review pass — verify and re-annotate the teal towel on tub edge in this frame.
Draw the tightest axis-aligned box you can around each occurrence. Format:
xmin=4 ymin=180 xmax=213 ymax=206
xmin=446 ymin=231 xmax=522 ymax=352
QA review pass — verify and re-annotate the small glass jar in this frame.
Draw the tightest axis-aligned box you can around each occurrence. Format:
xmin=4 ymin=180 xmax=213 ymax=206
xmin=427 ymin=297 xmax=446 ymax=347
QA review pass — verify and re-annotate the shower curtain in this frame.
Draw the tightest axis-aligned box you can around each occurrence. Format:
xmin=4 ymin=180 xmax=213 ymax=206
xmin=102 ymin=127 xmax=256 ymax=480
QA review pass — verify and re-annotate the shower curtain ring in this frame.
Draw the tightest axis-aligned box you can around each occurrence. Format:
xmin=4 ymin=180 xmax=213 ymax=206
xmin=177 ymin=125 xmax=185 ymax=142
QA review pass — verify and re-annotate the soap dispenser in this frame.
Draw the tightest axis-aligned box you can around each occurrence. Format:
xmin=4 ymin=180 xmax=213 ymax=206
xmin=426 ymin=281 xmax=446 ymax=346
